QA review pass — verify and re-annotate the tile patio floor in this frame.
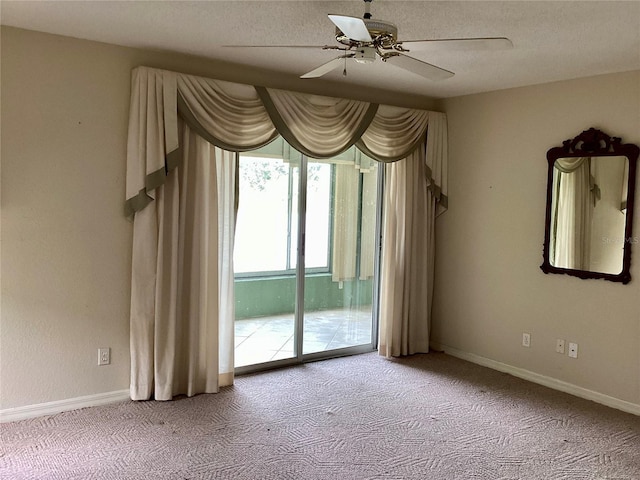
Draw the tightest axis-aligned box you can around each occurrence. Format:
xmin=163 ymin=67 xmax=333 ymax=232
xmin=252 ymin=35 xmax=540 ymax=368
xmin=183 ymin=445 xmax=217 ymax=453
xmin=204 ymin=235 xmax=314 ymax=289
xmin=234 ymin=307 xmax=374 ymax=367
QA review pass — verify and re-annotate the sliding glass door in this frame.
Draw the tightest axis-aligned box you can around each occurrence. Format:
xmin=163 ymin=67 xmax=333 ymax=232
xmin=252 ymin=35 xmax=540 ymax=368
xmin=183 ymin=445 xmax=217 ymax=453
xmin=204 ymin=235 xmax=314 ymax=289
xmin=301 ymin=158 xmax=379 ymax=356
xmin=233 ymin=139 xmax=380 ymax=370
xmin=233 ymin=152 xmax=299 ymax=367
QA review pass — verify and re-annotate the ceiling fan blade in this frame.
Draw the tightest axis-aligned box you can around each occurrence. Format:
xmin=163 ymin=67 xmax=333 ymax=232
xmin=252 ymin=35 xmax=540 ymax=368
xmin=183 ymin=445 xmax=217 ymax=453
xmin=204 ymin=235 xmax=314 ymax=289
xmin=328 ymin=14 xmax=372 ymax=42
xmin=300 ymin=55 xmax=353 ymax=79
xmin=222 ymin=45 xmax=343 ymax=50
xmin=398 ymin=37 xmax=513 ymax=52
xmin=386 ymin=54 xmax=454 ymax=81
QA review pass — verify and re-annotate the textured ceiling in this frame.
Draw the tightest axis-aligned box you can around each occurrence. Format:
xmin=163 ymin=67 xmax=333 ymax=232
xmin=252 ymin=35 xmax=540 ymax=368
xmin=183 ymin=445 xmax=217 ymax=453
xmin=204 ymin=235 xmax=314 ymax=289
xmin=2 ymin=1 xmax=639 ymax=99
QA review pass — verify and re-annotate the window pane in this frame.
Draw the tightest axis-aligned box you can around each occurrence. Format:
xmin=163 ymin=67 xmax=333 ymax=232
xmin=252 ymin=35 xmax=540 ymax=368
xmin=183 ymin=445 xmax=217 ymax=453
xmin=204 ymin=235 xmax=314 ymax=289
xmin=289 ymin=167 xmax=299 ymax=270
xmin=305 ymin=163 xmax=332 ymax=269
xmin=234 ymin=156 xmax=290 ymax=273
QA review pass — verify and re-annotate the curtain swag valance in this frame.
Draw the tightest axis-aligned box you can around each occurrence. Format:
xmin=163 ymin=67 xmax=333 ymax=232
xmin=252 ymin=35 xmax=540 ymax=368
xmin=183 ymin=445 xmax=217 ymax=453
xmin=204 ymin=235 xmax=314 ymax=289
xmin=125 ymin=66 xmax=448 ymax=217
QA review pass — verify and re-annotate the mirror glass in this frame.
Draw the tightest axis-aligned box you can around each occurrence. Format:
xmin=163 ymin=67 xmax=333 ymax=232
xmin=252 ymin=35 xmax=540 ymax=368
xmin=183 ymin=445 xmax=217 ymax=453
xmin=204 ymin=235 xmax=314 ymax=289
xmin=549 ymin=156 xmax=628 ymax=274
xmin=541 ymin=128 xmax=638 ymax=284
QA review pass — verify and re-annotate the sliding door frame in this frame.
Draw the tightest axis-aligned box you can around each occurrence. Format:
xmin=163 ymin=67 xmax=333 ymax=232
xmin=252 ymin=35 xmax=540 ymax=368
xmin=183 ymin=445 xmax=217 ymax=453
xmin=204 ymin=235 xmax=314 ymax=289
xmin=235 ymin=154 xmax=383 ymax=375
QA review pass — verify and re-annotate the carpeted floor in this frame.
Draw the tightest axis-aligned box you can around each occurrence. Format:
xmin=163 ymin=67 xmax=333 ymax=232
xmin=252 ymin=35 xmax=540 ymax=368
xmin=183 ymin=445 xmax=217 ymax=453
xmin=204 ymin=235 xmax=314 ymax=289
xmin=1 ymin=352 xmax=639 ymax=479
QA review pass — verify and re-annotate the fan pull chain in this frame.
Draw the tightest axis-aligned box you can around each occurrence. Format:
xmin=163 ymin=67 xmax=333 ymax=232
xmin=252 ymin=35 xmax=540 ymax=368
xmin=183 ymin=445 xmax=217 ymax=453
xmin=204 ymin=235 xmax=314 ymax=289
xmin=343 ymin=55 xmax=347 ymax=76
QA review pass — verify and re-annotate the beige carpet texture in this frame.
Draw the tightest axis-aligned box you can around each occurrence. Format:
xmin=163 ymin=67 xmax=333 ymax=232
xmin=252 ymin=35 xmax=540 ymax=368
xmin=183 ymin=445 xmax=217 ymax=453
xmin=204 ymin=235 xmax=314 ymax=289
xmin=1 ymin=352 xmax=639 ymax=479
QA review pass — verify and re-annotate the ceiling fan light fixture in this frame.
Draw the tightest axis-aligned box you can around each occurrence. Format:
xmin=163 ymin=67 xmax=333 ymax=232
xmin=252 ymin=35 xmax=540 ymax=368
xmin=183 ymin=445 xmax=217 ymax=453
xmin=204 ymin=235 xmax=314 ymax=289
xmin=335 ymin=19 xmax=398 ymax=48
xmin=354 ymin=46 xmax=377 ymax=64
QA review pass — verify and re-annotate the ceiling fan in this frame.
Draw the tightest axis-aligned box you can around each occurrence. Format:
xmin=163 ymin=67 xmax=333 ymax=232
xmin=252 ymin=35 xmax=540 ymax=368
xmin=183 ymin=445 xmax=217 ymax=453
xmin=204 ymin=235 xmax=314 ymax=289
xmin=225 ymin=0 xmax=513 ymax=81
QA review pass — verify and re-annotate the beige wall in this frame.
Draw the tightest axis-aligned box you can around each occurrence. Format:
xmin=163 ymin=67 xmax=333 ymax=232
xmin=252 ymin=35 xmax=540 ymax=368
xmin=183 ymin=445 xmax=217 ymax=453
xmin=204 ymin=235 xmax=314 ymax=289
xmin=433 ymin=70 xmax=640 ymax=405
xmin=0 ymin=26 xmax=437 ymax=410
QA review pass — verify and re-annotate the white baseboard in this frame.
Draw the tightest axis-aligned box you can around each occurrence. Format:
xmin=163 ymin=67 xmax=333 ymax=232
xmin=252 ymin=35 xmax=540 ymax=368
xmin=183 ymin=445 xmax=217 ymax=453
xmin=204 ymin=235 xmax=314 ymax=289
xmin=431 ymin=342 xmax=640 ymax=416
xmin=3 ymin=349 xmax=638 ymax=421
xmin=0 ymin=389 xmax=130 ymax=423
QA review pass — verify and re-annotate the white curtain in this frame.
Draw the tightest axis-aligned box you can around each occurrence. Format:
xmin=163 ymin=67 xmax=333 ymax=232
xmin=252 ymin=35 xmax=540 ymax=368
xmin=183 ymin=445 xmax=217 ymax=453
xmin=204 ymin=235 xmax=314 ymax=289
xmin=359 ymin=167 xmax=379 ymax=280
xmin=332 ymin=164 xmax=360 ymax=283
xmin=359 ymin=105 xmax=430 ymax=162
xmin=550 ymin=157 xmax=593 ymax=270
xmin=379 ymin=149 xmax=435 ymax=356
xmin=177 ymin=74 xmax=277 ymax=151
xmin=126 ymin=66 xmax=449 ymax=400
xmin=130 ymin=120 xmax=235 ymax=400
xmin=378 ymin=114 xmax=447 ymax=357
xmin=258 ymin=88 xmax=377 ymax=159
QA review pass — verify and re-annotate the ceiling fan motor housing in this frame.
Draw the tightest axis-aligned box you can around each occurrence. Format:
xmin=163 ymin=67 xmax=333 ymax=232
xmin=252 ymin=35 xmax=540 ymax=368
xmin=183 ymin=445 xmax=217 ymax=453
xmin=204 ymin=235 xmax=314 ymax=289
xmin=335 ymin=19 xmax=398 ymax=47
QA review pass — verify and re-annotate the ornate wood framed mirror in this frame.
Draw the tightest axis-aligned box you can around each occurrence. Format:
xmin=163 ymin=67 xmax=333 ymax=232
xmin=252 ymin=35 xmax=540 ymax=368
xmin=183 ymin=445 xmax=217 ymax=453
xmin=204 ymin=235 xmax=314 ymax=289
xmin=541 ymin=128 xmax=639 ymax=284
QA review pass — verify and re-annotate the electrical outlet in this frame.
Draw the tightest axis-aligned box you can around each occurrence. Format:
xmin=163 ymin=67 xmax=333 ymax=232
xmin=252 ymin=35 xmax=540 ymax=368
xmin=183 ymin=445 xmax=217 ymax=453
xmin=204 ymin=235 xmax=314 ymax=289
xmin=556 ymin=339 xmax=565 ymax=354
xmin=568 ymin=342 xmax=578 ymax=359
xmin=98 ymin=348 xmax=111 ymax=366
xmin=522 ymin=333 xmax=531 ymax=348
